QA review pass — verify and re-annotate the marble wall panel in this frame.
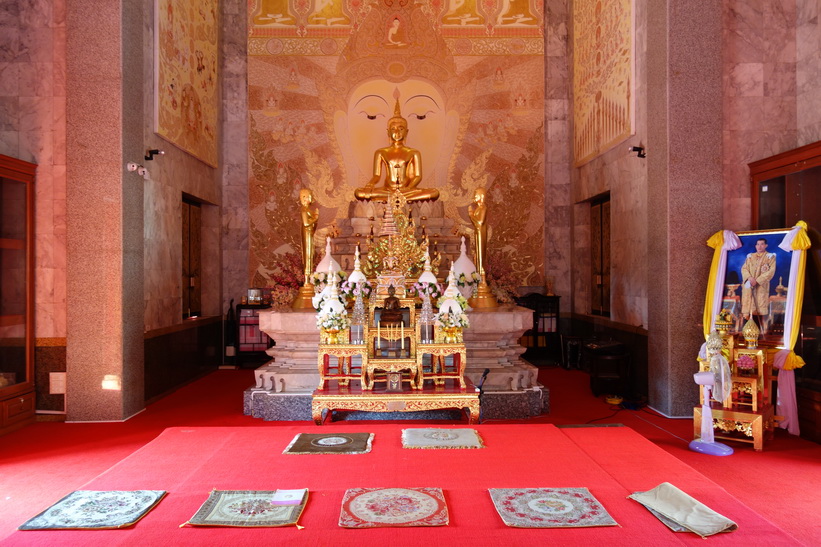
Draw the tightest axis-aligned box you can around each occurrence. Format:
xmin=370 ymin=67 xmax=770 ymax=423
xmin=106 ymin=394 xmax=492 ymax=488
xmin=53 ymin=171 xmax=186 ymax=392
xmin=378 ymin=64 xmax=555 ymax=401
xmin=722 ymin=0 xmax=801 ymax=230
xmin=796 ymin=0 xmax=821 ymax=145
xmin=2 ymin=1 xmax=66 ymax=339
xmin=545 ymin=0 xmax=572 ymax=300
xmin=220 ymin=0 xmax=249 ymax=313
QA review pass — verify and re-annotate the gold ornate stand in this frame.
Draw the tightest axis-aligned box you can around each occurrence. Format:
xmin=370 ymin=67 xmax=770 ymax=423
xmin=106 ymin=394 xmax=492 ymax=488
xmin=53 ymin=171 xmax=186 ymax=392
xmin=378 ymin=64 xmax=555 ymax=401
xmin=693 ymin=403 xmax=776 ymax=452
xmin=418 ymin=343 xmax=467 ymax=388
xmin=311 ymin=378 xmax=480 ymax=425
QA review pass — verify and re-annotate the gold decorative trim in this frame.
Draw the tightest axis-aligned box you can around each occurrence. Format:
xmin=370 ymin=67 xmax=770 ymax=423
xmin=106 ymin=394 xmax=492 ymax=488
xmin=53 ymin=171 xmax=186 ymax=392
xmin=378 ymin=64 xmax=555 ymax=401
xmin=35 ymin=338 xmax=67 ymax=347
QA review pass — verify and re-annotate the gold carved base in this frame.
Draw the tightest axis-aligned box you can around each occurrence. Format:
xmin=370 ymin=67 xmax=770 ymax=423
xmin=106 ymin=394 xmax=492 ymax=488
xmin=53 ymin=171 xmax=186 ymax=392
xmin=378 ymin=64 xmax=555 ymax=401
xmin=694 ymin=404 xmax=778 ymax=451
xmin=311 ymin=379 xmax=480 ymax=425
xmin=468 ymin=281 xmax=498 ymax=308
xmin=291 ymin=284 xmax=316 ymax=310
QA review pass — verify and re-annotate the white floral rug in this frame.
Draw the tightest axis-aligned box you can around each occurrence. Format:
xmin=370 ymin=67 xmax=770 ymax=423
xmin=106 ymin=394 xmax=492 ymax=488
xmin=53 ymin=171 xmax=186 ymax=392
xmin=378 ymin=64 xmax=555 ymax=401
xmin=19 ymin=490 xmax=166 ymax=530
xmin=184 ymin=489 xmax=308 ymax=527
xmin=339 ymin=487 xmax=449 ymax=528
xmin=489 ymin=487 xmax=618 ymax=528
xmin=401 ymin=428 xmax=484 ymax=449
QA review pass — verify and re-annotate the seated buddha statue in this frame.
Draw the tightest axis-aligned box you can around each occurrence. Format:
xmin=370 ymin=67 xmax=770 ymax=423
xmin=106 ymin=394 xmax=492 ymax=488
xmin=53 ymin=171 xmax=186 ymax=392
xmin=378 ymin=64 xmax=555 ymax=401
xmin=354 ymin=100 xmax=440 ymax=204
xmin=379 ymin=285 xmax=404 ymax=325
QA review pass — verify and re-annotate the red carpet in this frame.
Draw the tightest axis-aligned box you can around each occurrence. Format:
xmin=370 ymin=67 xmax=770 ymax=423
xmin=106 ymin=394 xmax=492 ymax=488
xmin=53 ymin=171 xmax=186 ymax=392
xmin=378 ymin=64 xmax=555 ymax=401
xmin=3 ymin=424 xmax=799 ymax=546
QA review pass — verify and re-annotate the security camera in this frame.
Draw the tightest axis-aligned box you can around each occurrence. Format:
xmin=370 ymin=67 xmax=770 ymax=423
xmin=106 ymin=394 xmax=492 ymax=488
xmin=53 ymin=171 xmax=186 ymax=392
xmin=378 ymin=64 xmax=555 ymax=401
xmin=137 ymin=166 xmax=147 ymax=177
xmin=126 ymin=162 xmax=138 ymax=172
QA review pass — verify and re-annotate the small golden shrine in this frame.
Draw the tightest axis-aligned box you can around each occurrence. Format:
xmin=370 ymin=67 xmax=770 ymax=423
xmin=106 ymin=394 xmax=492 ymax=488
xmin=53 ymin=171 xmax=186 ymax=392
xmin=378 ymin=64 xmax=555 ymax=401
xmin=313 ymin=189 xmax=469 ymax=400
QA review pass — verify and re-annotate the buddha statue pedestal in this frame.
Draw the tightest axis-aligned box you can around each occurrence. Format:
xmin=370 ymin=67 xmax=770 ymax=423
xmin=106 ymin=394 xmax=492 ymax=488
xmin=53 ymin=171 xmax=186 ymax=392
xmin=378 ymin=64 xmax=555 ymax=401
xmin=244 ymin=305 xmax=548 ymax=421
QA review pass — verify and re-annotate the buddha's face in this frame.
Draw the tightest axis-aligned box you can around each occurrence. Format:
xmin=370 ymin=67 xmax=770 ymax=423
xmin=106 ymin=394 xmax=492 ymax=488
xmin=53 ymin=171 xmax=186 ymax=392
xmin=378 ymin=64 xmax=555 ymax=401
xmin=336 ymin=78 xmax=456 ymax=185
xmin=388 ymin=119 xmax=408 ymax=142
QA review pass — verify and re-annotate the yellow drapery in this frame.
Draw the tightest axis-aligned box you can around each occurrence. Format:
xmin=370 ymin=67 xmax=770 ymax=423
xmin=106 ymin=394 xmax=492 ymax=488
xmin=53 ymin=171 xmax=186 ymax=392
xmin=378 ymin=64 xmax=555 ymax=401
xmin=782 ymin=221 xmax=810 ymax=369
xmin=702 ymin=231 xmax=725 ymax=339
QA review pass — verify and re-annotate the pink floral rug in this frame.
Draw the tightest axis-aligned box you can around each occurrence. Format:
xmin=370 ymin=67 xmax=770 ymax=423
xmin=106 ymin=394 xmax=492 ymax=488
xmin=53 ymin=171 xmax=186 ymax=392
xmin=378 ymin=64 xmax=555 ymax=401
xmin=339 ymin=487 xmax=448 ymax=528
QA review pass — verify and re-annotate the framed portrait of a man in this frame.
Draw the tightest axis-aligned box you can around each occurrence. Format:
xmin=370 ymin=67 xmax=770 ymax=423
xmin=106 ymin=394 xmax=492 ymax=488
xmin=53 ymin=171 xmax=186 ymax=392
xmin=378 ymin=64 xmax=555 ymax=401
xmin=723 ymin=230 xmax=791 ymax=342
xmin=704 ymin=227 xmax=807 ymax=349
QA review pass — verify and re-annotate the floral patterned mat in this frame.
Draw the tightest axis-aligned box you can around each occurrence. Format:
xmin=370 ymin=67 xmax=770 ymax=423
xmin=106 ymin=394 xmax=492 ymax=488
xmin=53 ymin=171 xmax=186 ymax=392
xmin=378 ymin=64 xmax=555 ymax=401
xmin=184 ymin=489 xmax=308 ymax=527
xmin=401 ymin=428 xmax=484 ymax=449
xmin=18 ymin=490 xmax=167 ymax=530
xmin=339 ymin=487 xmax=449 ymax=528
xmin=488 ymin=487 xmax=618 ymax=528
xmin=283 ymin=432 xmax=374 ymax=454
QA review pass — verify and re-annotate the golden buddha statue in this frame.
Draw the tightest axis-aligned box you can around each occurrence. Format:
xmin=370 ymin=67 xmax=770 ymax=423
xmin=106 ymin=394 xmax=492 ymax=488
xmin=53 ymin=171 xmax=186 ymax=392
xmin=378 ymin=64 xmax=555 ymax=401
xmin=468 ymin=187 xmax=497 ymax=308
xmin=379 ymin=285 xmax=404 ymax=325
xmin=354 ymin=99 xmax=440 ymax=203
xmin=292 ymin=188 xmax=319 ymax=309
xmin=299 ymin=188 xmax=319 ymax=281
xmin=469 ymin=187 xmax=488 ymax=277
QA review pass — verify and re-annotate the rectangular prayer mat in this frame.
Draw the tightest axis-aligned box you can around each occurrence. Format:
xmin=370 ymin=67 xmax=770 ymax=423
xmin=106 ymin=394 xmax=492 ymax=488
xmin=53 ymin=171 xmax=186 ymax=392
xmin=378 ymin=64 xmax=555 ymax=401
xmin=19 ymin=490 xmax=167 ymax=530
xmin=339 ymin=487 xmax=449 ymax=528
xmin=401 ymin=428 xmax=484 ymax=449
xmin=184 ymin=489 xmax=308 ymax=527
xmin=488 ymin=487 xmax=618 ymax=528
xmin=628 ymin=482 xmax=738 ymax=538
xmin=283 ymin=432 xmax=374 ymax=454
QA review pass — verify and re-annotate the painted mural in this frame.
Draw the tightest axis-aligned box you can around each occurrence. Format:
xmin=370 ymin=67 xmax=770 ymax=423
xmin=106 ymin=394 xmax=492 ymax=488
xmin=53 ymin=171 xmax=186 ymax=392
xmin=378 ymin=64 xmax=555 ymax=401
xmin=572 ymin=0 xmax=633 ymax=166
xmin=247 ymin=0 xmax=545 ymax=297
xmin=155 ymin=0 xmax=219 ymax=166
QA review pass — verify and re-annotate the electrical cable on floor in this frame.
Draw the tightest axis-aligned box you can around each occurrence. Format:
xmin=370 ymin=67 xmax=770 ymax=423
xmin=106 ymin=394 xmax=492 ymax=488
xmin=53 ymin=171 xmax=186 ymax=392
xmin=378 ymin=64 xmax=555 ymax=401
xmin=629 ymin=410 xmax=690 ymax=443
xmin=585 ymin=407 xmax=624 ymax=424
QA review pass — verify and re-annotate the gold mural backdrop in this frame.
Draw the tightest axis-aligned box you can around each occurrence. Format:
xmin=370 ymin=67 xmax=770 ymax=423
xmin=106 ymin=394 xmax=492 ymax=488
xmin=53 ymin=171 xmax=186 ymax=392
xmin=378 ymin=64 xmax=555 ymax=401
xmin=572 ymin=0 xmax=633 ymax=166
xmin=155 ymin=0 xmax=219 ymax=166
xmin=248 ymin=0 xmax=544 ymax=291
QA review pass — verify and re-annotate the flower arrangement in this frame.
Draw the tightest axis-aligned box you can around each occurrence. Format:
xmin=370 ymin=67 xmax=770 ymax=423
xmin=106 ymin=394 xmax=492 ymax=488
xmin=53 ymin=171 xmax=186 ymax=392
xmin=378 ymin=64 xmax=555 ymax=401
xmin=409 ymin=281 xmax=443 ymax=300
xmin=339 ymin=279 xmax=373 ymax=300
xmin=437 ymin=293 xmax=469 ymax=311
xmin=735 ymin=354 xmax=756 ymax=371
xmin=485 ymin=252 xmax=520 ymax=304
xmin=316 ymin=310 xmax=350 ymax=331
xmin=268 ymin=285 xmax=297 ymax=311
xmin=716 ymin=309 xmax=734 ymax=324
xmin=310 ymin=270 xmax=347 ymax=289
xmin=456 ymin=271 xmax=481 ymax=288
xmin=434 ymin=311 xmax=470 ymax=329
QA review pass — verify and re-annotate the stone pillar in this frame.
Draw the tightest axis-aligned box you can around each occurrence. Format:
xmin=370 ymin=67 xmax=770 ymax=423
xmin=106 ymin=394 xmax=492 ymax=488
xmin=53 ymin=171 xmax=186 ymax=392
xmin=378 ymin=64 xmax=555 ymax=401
xmin=65 ymin=1 xmax=144 ymax=420
xmin=646 ymin=2 xmax=723 ymax=416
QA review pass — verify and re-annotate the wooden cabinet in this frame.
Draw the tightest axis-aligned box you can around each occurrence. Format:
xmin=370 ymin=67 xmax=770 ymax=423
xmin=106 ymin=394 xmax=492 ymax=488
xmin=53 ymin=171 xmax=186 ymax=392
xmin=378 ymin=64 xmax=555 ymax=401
xmin=515 ymin=293 xmax=561 ymax=361
xmin=236 ymin=304 xmax=273 ymax=368
xmin=0 ymin=155 xmax=35 ymax=435
xmin=749 ymin=141 xmax=821 ymax=443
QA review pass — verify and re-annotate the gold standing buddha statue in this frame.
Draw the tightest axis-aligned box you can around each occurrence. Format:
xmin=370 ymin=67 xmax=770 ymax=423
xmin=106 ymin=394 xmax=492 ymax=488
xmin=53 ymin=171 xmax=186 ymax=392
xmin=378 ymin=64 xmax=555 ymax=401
xmin=468 ymin=187 xmax=498 ymax=308
xmin=292 ymin=188 xmax=319 ymax=309
xmin=354 ymin=99 xmax=439 ymax=204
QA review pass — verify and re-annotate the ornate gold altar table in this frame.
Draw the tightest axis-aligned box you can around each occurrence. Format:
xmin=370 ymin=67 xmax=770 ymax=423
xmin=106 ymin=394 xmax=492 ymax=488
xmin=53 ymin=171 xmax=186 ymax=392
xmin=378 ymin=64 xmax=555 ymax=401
xmin=311 ymin=378 xmax=480 ymax=425
xmin=693 ymin=403 xmax=778 ymax=451
xmin=364 ymin=357 xmax=421 ymax=390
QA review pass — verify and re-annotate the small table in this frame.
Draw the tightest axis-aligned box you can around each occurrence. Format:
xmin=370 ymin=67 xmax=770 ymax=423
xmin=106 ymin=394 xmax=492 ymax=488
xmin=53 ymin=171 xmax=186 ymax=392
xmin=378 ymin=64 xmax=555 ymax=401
xmin=364 ymin=358 xmax=421 ymax=390
xmin=417 ymin=343 xmax=467 ymax=388
xmin=317 ymin=344 xmax=368 ymax=390
xmin=694 ymin=404 xmax=778 ymax=451
xmin=311 ymin=379 xmax=481 ymax=425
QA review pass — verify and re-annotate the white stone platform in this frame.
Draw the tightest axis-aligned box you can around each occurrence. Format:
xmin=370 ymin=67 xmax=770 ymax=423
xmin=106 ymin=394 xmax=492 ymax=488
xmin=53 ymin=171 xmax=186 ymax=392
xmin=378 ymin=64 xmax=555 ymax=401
xmin=244 ymin=305 xmax=547 ymax=421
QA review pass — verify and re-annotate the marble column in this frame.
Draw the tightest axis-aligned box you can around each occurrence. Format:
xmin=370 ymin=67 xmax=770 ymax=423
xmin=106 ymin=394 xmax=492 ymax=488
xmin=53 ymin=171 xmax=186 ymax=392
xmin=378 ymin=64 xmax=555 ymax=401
xmin=647 ymin=2 xmax=723 ymax=416
xmin=65 ymin=1 xmax=144 ymax=420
